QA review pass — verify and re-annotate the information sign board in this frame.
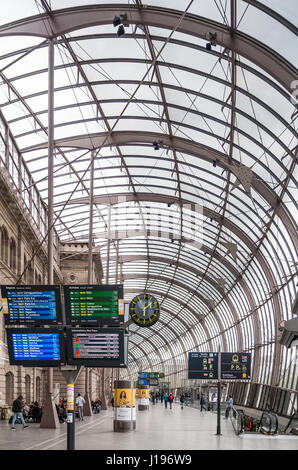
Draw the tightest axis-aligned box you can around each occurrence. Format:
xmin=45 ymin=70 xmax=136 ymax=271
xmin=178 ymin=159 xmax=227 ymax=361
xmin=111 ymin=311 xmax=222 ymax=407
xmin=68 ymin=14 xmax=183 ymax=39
xmin=64 ymin=284 xmax=124 ymax=326
xmin=138 ymin=372 xmax=148 ymax=379
xmin=1 ymin=285 xmax=63 ymax=325
xmin=65 ymin=327 xmax=126 ymax=367
xmin=6 ymin=328 xmax=65 ymax=366
xmin=221 ymin=352 xmax=251 ymax=380
xmin=188 ymin=352 xmax=219 ymax=379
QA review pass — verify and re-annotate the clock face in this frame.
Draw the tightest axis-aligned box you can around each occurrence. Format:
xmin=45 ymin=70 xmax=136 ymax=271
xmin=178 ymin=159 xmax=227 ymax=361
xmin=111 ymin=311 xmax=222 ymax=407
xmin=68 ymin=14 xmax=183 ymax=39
xmin=129 ymin=294 xmax=160 ymax=327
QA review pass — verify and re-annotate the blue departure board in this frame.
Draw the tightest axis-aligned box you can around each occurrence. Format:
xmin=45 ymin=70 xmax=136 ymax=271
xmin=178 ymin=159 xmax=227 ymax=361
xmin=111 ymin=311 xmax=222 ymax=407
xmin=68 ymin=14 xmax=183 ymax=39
xmin=1 ymin=285 xmax=63 ymax=325
xmin=138 ymin=379 xmax=148 ymax=386
xmin=12 ymin=333 xmax=60 ymax=361
xmin=6 ymin=328 xmax=65 ymax=366
xmin=138 ymin=372 xmax=149 ymax=379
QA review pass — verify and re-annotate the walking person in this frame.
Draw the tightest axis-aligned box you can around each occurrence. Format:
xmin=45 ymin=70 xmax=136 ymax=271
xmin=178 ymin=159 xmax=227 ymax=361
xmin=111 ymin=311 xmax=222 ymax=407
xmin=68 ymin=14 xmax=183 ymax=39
xmin=180 ymin=394 xmax=185 ymax=410
xmin=163 ymin=392 xmax=169 ymax=409
xmin=75 ymin=393 xmax=85 ymax=421
xmin=168 ymin=393 xmax=174 ymax=410
xmin=225 ymin=395 xmax=233 ymax=419
xmin=200 ymin=395 xmax=207 ymax=412
xmin=11 ymin=395 xmax=29 ymax=430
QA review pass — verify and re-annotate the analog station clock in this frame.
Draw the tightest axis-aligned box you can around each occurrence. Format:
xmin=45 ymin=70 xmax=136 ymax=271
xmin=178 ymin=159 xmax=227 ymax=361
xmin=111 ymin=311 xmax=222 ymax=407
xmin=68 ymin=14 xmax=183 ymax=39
xmin=129 ymin=294 xmax=160 ymax=327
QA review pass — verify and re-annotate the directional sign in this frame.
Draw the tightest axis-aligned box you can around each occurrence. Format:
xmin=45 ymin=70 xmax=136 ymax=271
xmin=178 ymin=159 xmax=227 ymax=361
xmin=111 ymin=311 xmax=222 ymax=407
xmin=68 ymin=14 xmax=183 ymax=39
xmin=188 ymin=352 xmax=219 ymax=380
xmin=221 ymin=352 xmax=251 ymax=380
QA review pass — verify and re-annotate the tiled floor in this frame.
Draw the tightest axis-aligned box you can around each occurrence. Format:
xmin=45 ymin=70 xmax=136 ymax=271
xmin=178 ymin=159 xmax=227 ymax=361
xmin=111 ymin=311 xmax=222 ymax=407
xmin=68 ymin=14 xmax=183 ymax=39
xmin=0 ymin=403 xmax=297 ymax=450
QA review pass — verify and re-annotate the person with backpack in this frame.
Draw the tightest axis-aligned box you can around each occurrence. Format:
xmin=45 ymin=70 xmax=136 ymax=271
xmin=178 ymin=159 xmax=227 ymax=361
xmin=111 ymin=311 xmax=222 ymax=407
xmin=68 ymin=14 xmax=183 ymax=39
xmin=11 ymin=395 xmax=29 ymax=430
xmin=180 ymin=394 xmax=185 ymax=410
xmin=163 ymin=392 xmax=169 ymax=408
xmin=168 ymin=393 xmax=174 ymax=409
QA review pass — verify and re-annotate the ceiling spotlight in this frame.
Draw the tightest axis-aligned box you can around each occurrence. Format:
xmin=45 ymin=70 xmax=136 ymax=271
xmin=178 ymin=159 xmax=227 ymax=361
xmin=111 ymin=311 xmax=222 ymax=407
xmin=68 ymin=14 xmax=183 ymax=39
xmin=113 ymin=15 xmax=121 ymax=27
xmin=205 ymin=31 xmax=217 ymax=41
xmin=206 ymin=42 xmax=212 ymax=51
xmin=153 ymin=141 xmax=160 ymax=150
xmin=117 ymin=25 xmax=125 ymax=37
xmin=213 ymin=160 xmax=217 ymax=167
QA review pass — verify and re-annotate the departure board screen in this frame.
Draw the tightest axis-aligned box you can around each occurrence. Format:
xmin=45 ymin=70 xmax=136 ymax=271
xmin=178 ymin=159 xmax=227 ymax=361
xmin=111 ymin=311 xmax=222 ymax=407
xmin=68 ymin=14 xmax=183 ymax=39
xmin=149 ymin=378 xmax=159 ymax=386
xmin=221 ymin=352 xmax=251 ymax=380
xmin=64 ymin=285 xmax=124 ymax=326
xmin=149 ymin=372 xmax=159 ymax=379
xmin=138 ymin=379 xmax=148 ymax=386
xmin=6 ymin=328 xmax=65 ymax=366
xmin=188 ymin=352 xmax=219 ymax=379
xmin=66 ymin=328 xmax=125 ymax=367
xmin=138 ymin=372 xmax=148 ymax=379
xmin=1 ymin=285 xmax=63 ymax=325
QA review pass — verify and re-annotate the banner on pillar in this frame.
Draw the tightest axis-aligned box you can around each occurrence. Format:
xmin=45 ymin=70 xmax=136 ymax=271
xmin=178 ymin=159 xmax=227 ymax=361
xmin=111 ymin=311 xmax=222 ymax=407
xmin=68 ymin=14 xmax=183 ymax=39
xmin=138 ymin=388 xmax=149 ymax=406
xmin=67 ymin=384 xmax=74 ymax=411
xmin=114 ymin=388 xmax=136 ymax=407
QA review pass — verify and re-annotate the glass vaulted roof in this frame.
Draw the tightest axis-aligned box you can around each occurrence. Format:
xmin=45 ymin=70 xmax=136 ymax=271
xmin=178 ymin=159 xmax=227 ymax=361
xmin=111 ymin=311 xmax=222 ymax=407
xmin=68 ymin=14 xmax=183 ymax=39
xmin=0 ymin=1 xmax=297 ymax=389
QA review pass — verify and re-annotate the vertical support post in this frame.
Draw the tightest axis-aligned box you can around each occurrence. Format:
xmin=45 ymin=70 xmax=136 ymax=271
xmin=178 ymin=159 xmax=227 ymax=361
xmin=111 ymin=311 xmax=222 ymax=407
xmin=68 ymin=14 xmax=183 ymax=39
xmin=47 ymin=38 xmax=54 ymax=285
xmin=83 ymin=149 xmax=95 ymax=417
xmin=60 ymin=366 xmax=83 ymax=451
xmin=216 ymin=346 xmax=222 ymax=435
xmin=40 ymin=38 xmax=59 ymax=429
xmin=5 ymin=126 xmax=9 ymax=168
xmin=67 ymin=383 xmax=75 ymax=451
xmin=115 ymin=239 xmax=119 ymax=283
xmin=83 ymin=367 xmax=92 ymax=416
xmin=18 ymin=152 xmax=22 ymax=194
xmin=87 ymin=150 xmax=94 ymax=284
xmin=106 ymin=204 xmax=111 ymax=284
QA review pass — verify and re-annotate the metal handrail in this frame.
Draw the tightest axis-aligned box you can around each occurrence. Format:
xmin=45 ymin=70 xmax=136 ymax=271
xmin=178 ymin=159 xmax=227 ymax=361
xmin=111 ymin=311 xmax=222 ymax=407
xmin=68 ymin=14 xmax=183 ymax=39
xmin=259 ymin=411 xmax=278 ymax=434
xmin=229 ymin=407 xmax=244 ymax=435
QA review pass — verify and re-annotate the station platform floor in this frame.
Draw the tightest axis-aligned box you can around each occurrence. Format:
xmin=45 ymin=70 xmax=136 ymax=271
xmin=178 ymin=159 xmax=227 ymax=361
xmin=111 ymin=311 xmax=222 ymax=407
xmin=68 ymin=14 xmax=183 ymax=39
xmin=0 ymin=402 xmax=297 ymax=451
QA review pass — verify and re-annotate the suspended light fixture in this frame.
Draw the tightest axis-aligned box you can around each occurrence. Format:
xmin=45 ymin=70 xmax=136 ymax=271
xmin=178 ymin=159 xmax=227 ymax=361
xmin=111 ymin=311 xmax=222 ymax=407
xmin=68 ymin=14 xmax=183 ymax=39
xmin=113 ymin=13 xmax=129 ymax=37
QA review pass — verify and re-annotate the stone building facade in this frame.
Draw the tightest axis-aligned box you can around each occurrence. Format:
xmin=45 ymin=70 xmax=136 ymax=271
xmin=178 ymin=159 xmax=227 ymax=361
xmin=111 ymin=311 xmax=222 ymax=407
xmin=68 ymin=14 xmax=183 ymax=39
xmin=0 ymin=167 xmax=114 ymax=411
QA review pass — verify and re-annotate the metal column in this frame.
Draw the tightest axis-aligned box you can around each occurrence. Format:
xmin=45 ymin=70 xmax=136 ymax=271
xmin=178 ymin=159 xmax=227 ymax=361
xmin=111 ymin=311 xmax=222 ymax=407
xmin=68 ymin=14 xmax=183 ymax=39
xmin=84 ymin=149 xmax=95 ymax=417
xmin=40 ymin=38 xmax=59 ymax=429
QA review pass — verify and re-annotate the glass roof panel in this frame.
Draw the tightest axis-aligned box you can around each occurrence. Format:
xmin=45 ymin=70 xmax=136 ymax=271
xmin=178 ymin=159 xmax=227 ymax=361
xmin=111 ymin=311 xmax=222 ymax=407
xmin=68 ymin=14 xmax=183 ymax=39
xmin=0 ymin=0 xmax=296 ymax=391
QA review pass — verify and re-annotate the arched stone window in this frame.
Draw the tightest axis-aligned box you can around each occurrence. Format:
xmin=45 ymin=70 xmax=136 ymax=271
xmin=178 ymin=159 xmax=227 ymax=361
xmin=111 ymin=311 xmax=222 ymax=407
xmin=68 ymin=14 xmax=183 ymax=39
xmin=36 ymin=376 xmax=41 ymax=403
xmin=1 ymin=226 xmax=9 ymax=264
xmin=25 ymin=375 xmax=31 ymax=404
xmin=23 ymin=254 xmax=27 ymax=282
xmin=5 ymin=372 xmax=14 ymax=405
xmin=9 ymin=237 xmax=16 ymax=271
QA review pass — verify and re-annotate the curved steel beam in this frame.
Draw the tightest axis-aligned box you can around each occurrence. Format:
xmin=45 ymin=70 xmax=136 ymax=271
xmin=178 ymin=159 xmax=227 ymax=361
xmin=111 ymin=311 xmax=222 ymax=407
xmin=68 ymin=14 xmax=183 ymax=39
xmin=22 ymin=131 xmax=297 ymax=248
xmin=0 ymin=5 xmax=296 ymax=91
xmin=124 ymin=286 xmax=211 ymax=349
xmin=119 ymin=254 xmax=243 ymax=348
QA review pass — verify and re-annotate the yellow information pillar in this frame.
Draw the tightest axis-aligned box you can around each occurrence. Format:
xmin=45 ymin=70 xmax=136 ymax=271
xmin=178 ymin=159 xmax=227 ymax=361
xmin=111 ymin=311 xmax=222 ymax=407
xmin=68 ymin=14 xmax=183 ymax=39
xmin=138 ymin=385 xmax=150 ymax=411
xmin=113 ymin=380 xmax=136 ymax=432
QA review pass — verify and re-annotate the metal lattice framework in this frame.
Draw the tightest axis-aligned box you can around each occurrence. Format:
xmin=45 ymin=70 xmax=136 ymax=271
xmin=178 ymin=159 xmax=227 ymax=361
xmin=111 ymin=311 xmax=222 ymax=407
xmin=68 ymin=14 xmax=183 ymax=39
xmin=0 ymin=1 xmax=297 ymax=392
